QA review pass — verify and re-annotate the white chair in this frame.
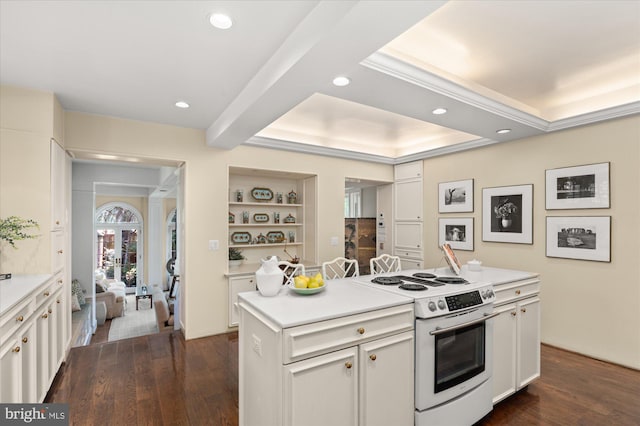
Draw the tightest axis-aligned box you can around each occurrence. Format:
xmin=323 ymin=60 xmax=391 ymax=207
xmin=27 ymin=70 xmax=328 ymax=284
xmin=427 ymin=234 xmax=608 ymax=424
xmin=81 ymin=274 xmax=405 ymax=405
xmin=322 ymin=257 xmax=359 ymax=280
xmin=278 ymin=261 xmax=305 ymax=286
xmin=370 ymin=254 xmax=401 ymax=275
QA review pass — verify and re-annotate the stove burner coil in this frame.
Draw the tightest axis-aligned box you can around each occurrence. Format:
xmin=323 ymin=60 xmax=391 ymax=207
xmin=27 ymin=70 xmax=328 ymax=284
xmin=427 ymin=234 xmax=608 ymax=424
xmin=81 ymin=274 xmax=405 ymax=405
xmin=413 ymin=272 xmax=436 ymax=279
xmin=371 ymin=276 xmax=403 ymax=285
xmin=434 ymin=276 xmax=468 ymax=285
xmin=398 ymin=283 xmax=427 ymax=291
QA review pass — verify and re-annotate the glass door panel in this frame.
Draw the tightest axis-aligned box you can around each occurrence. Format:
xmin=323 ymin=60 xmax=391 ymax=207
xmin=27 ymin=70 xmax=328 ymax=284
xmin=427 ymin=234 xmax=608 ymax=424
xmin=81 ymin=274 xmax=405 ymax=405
xmin=121 ymin=229 xmax=138 ymax=288
xmin=97 ymin=227 xmax=139 ymax=288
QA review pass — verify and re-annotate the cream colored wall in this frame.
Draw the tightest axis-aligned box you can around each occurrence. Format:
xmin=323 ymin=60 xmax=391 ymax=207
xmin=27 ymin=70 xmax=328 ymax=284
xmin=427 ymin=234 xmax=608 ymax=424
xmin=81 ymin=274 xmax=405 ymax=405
xmin=64 ymin=111 xmax=393 ymax=340
xmin=0 ymin=86 xmax=60 ymax=274
xmin=422 ymin=116 xmax=640 ymax=369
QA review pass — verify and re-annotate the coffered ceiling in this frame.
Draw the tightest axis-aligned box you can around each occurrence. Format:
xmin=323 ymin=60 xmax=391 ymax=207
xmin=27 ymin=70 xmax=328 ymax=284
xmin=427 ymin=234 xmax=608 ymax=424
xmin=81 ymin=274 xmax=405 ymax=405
xmin=1 ymin=1 xmax=638 ymax=163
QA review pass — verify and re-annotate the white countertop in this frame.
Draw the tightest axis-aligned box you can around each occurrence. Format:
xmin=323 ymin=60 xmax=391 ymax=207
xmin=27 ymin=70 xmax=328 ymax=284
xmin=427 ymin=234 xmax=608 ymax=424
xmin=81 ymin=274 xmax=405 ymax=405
xmin=238 ymin=278 xmax=414 ymax=328
xmin=0 ymin=274 xmax=52 ymax=315
xmin=450 ymin=265 xmax=539 ymax=285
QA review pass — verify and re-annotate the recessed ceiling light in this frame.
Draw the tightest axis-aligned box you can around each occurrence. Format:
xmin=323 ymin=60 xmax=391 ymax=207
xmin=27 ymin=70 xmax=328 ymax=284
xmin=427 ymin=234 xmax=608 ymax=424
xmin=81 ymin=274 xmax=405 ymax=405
xmin=332 ymin=76 xmax=351 ymax=87
xmin=496 ymin=129 xmax=511 ymax=134
xmin=209 ymin=13 xmax=233 ymax=30
xmin=175 ymin=101 xmax=190 ymax=109
xmin=432 ymin=108 xmax=447 ymax=115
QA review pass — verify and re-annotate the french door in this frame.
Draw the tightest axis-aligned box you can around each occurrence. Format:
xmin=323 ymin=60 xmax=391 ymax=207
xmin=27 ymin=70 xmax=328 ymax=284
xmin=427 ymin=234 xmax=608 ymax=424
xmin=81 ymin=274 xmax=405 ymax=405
xmin=96 ymin=226 xmax=141 ymax=289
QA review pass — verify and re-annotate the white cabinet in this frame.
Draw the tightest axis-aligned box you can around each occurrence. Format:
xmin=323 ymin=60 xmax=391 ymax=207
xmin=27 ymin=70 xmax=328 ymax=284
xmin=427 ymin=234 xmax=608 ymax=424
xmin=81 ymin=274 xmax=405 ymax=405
xmin=240 ymin=303 xmax=414 ymax=426
xmin=394 ymin=179 xmax=423 ymax=222
xmin=0 ymin=275 xmax=65 ymax=403
xmin=492 ymin=278 xmax=541 ymax=404
xmin=283 ymin=347 xmax=358 ymax=426
xmin=228 ymin=275 xmax=256 ymax=327
xmin=50 ymin=139 xmax=67 ymax=231
xmin=393 ymin=161 xmax=423 ymax=267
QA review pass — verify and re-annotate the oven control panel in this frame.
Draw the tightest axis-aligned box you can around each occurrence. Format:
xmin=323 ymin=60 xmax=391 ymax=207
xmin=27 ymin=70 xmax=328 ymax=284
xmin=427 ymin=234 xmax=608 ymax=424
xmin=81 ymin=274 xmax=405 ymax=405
xmin=414 ymin=284 xmax=495 ymax=319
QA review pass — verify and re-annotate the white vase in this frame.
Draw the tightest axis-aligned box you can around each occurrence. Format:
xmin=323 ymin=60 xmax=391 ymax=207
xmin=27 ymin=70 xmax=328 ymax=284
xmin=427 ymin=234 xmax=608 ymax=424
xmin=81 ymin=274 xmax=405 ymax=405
xmin=255 ymin=256 xmax=284 ymax=297
xmin=501 ymin=218 xmax=512 ymax=228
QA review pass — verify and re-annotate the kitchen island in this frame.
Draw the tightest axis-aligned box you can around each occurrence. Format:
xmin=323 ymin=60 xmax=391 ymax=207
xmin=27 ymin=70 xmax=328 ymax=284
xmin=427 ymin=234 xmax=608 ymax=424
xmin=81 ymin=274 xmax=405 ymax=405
xmin=238 ymin=280 xmax=415 ymax=426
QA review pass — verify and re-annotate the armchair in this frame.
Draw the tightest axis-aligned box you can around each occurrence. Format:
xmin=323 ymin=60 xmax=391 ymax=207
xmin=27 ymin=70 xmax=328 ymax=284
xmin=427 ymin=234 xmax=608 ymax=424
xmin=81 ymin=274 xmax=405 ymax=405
xmin=94 ymin=290 xmax=125 ymax=319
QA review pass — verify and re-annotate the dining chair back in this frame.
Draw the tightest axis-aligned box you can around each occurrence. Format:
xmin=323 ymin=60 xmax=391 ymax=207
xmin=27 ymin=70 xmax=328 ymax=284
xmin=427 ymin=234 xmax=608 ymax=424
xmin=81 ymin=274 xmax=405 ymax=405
xmin=278 ymin=261 xmax=306 ymax=286
xmin=321 ymin=257 xmax=359 ymax=280
xmin=369 ymin=254 xmax=401 ymax=275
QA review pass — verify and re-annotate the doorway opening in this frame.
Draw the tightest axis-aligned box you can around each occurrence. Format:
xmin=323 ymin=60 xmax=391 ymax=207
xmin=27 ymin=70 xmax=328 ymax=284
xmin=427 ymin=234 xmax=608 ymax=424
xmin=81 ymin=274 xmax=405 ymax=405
xmin=95 ymin=202 xmax=143 ymax=293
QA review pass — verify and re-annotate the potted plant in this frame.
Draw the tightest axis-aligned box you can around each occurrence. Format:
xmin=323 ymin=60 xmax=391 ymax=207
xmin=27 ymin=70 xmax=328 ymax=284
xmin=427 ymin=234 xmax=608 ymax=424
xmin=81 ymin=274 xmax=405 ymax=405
xmin=0 ymin=216 xmax=39 ymax=279
xmin=229 ymin=247 xmax=245 ymax=268
xmin=494 ymin=200 xmax=518 ymax=228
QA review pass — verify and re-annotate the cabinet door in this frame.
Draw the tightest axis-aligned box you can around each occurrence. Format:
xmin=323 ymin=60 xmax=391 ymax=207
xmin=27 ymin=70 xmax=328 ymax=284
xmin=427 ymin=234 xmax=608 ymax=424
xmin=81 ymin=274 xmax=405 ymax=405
xmin=492 ymin=303 xmax=517 ymax=404
xmin=228 ymin=276 xmax=256 ymax=327
xmin=394 ymin=179 xmax=423 ymax=221
xmin=20 ymin=321 xmax=37 ymax=403
xmin=394 ymin=222 xmax=422 ymax=249
xmin=50 ymin=140 xmax=66 ymax=230
xmin=283 ymin=347 xmax=358 ymax=426
xmin=394 ymin=161 xmax=422 ymax=180
xmin=359 ymin=331 xmax=414 ymax=426
xmin=517 ymin=297 xmax=540 ymax=390
xmin=0 ymin=334 xmax=23 ymax=402
xmin=51 ymin=230 xmax=65 ymax=273
xmin=36 ymin=307 xmax=51 ymax=402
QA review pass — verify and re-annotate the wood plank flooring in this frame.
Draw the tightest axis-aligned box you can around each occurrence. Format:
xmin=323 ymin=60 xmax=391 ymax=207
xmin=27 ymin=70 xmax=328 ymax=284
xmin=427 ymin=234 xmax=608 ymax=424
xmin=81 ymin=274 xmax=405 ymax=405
xmin=46 ymin=332 xmax=640 ymax=425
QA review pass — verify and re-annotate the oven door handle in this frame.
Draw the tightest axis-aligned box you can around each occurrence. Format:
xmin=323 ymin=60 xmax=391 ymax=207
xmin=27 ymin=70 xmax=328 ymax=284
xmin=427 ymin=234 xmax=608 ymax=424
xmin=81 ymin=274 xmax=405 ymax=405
xmin=429 ymin=312 xmax=500 ymax=336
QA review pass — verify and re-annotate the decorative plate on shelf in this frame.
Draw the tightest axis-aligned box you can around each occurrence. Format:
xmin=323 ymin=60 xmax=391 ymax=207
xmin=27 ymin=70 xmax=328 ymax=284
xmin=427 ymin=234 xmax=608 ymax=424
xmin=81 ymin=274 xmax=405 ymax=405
xmin=231 ymin=231 xmax=252 ymax=244
xmin=266 ymin=231 xmax=285 ymax=243
xmin=251 ymin=187 xmax=273 ymax=201
xmin=253 ymin=213 xmax=269 ymax=223
xmin=288 ymin=282 xmax=327 ymax=295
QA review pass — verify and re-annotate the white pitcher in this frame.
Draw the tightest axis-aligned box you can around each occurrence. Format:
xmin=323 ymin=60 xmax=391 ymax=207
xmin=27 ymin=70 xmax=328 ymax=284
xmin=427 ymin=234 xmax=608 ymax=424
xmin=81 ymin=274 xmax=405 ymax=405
xmin=255 ymin=256 xmax=284 ymax=297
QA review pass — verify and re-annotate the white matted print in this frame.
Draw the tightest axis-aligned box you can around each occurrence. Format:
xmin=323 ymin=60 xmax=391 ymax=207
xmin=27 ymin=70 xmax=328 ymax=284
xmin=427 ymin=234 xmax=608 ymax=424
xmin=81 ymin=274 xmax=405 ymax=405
xmin=546 ymin=216 xmax=611 ymax=262
xmin=439 ymin=179 xmax=473 ymax=213
xmin=482 ymin=184 xmax=533 ymax=244
xmin=545 ymin=162 xmax=609 ymax=209
xmin=439 ymin=217 xmax=474 ymax=251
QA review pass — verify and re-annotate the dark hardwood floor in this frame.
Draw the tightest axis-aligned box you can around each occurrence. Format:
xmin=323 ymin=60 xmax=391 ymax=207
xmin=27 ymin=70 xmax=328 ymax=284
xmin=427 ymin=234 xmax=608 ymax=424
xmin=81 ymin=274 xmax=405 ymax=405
xmin=46 ymin=332 xmax=640 ymax=425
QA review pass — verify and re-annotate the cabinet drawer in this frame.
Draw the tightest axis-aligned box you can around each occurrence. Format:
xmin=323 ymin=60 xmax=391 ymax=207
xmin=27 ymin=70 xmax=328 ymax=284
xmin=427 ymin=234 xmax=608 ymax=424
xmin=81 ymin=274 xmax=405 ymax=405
xmin=35 ymin=282 xmax=55 ymax=306
xmin=0 ymin=298 xmax=35 ymax=338
xmin=399 ymin=258 xmax=423 ymax=270
xmin=494 ymin=279 xmax=540 ymax=306
xmin=283 ymin=304 xmax=414 ymax=364
xmin=394 ymin=248 xmax=422 ymax=260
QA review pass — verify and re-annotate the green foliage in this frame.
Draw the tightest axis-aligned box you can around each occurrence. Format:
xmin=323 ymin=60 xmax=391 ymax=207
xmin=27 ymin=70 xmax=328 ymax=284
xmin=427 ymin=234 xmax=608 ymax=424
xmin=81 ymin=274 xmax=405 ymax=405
xmin=0 ymin=216 xmax=39 ymax=249
xmin=229 ymin=247 xmax=245 ymax=260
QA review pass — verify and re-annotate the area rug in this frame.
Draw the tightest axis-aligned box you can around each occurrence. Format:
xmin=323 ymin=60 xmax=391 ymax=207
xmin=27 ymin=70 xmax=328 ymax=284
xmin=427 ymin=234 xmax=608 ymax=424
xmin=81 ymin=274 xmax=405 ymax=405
xmin=108 ymin=295 xmax=157 ymax=341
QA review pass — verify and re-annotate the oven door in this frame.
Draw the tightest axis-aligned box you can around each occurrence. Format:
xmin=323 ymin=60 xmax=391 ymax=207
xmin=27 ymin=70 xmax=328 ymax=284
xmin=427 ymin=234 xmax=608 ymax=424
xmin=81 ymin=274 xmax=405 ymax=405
xmin=415 ymin=304 xmax=496 ymax=411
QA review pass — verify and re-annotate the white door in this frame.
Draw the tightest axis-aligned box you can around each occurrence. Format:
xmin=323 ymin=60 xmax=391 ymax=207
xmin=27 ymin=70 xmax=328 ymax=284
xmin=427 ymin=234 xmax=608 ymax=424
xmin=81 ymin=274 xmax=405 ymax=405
xmin=96 ymin=227 xmax=141 ymax=288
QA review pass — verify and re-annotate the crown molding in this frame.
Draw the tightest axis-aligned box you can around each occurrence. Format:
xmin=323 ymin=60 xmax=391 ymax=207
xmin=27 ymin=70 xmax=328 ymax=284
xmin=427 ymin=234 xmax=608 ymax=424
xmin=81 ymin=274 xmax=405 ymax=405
xmin=547 ymin=101 xmax=640 ymax=132
xmin=362 ymin=52 xmax=550 ymax=130
xmin=245 ymin=136 xmax=396 ymax=164
xmin=393 ymin=138 xmax=498 ymax=164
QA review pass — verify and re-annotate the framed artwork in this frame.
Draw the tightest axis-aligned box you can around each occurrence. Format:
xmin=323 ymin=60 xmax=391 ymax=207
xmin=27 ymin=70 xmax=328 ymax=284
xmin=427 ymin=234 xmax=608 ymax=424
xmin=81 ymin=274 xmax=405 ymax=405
xmin=439 ymin=179 xmax=473 ymax=213
xmin=545 ymin=162 xmax=609 ymax=209
xmin=546 ymin=216 xmax=611 ymax=262
xmin=439 ymin=217 xmax=474 ymax=251
xmin=482 ymin=184 xmax=533 ymax=244
xmin=441 ymin=243 xmax=461 ymax=275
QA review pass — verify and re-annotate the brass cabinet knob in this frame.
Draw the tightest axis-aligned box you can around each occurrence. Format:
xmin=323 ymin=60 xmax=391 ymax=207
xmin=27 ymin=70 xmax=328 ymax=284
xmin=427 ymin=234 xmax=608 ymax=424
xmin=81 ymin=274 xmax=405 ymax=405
xmin=44 ymin=291 xmax=50 ymax=297
xmin=57 ymin=250 xmax=63 ymax=254
xmin=16 ymin=315 xmax=24 ymax=322
xmin=511 ymin=311 xmax=517 ymax=317
xmin=521 ymin=308 xmax=527 ymax=313
xmin=57 ymin=300 xmax=61 ymax=304
xmin=56 ymin=220 xmax=60 ymax=225
xmin=357 ymin=327 xmax=365 ymax=335
xmin=48 ymin=308 xmax=52 ymax=314
xmin=22 ymin=337 xmax=28 ymax=344
xmin=58 ymin=279 xmax=63 ymax=284
xmin=42 ymin=313 xmax=49 ymax=319
xmin=369 ymin=354 xmax=377 ymax=361
xmin=515 ymin=290 xmax=521 ymax=295
xmin=13 ymin=347 xmax=20 ymax=353
xmin=345 ymin=362 xmax=352 ymax=369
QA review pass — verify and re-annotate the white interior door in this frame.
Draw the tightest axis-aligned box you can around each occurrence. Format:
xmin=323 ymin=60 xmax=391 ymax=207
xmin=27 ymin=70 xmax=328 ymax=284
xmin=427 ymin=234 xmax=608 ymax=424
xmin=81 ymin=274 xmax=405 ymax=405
xmin=96 ymin=226 xmax=141 ymax=288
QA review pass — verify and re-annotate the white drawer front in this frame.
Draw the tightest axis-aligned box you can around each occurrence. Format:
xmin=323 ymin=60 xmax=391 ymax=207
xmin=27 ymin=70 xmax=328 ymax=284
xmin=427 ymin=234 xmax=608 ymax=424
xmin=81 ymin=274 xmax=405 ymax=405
xmin=283 ymin=304 xmax=414 ymax=364
xmin=0 ymin=298 xmax=35 ymax=338
xmin=494 ymin=279 xmax=540 ymax=306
